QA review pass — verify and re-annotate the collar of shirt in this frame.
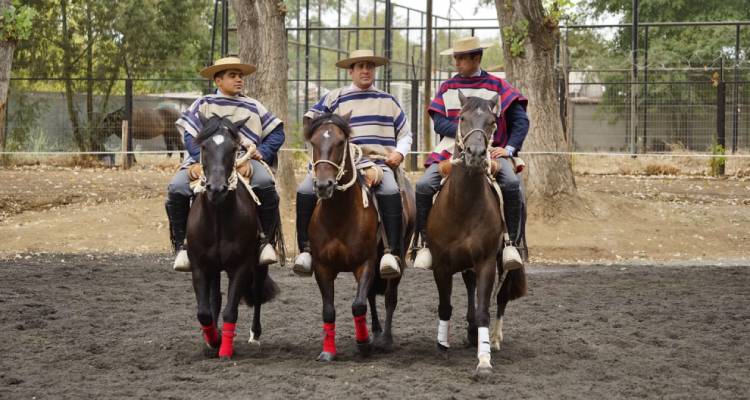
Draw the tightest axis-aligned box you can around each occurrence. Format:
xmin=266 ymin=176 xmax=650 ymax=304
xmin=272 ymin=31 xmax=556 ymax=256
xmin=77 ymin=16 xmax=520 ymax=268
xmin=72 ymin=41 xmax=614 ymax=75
xmin=343 ymin=83 xmax=377 ymax=95
xmin=215 ymin=89 xmax=244 ymax=98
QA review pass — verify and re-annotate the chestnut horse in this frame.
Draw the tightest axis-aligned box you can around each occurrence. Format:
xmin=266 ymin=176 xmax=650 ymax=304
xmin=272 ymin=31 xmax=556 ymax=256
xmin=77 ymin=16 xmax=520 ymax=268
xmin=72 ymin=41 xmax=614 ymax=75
xmin=426 ymin=93 xmax=526 ymax=378
xmin=304 ymin=112 xmax=415 ymax=361
xmin=186 ymin=113 xmax=278 ymax=359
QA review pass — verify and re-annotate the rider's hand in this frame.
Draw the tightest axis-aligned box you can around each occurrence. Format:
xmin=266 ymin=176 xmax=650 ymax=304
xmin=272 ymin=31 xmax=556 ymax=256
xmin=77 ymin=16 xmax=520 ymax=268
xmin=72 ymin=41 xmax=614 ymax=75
xmin=250 ymin=149 xmax=263 ymax=160
xmin=490 ymin=147 xmax=510 ymax=159
xmin=385 ymin=151 xmax=404 ymax=168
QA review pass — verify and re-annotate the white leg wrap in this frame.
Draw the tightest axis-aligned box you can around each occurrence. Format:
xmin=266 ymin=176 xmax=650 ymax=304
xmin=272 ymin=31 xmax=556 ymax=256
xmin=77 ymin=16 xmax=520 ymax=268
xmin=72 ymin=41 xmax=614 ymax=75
xmin=248 ymin=330 xmax=261 ymax=346
xmin=478 ymin=327 xmax=491 ymax=359
xmin=437 ymin=320 xmax=450 ymax=348
xmin=490 ymin=318 xmax=503 ymax=351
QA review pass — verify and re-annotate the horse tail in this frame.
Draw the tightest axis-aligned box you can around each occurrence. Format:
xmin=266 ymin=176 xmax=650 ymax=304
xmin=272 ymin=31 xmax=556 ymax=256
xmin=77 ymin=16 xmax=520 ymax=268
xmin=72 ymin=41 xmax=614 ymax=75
xmin=242 ymin=266 xmax=280 ymax=307
xmin=505 ymin=267 xmax=527 ymax=301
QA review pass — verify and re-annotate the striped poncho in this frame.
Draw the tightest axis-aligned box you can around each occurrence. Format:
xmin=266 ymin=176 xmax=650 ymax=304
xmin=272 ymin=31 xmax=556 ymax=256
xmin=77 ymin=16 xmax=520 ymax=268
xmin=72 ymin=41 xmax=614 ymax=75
xmin=175 ymin=92 xmax=284 ymax=164
xmin=304 ymin=85 xmax=411 ymax=163
xmin=426 ymin=71 xmax=527 ymax=166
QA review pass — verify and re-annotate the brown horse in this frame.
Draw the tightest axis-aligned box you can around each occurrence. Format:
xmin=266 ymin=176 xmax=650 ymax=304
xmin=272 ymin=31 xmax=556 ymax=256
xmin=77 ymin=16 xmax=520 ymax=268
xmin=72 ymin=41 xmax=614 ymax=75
xmin=426 ymin=92 xmax=526 ymax=378
xmin=186 ymin=113 xmax=278 ymax=359
xmin=101 ymin=107 xmax=183 ymax=158
xmin=304 ymin=112 xmax=415 ymax=361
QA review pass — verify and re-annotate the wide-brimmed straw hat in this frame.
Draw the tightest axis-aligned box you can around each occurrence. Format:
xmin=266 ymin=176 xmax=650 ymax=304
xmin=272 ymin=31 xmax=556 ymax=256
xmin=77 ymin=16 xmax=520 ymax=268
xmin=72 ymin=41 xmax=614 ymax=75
xmin=439 ymin=36 xmax=494 ymax=56
xmin=199 ymin=56 xmax=257 ymax=79
xmin=335 ymin=49 xmax=389 ymax=69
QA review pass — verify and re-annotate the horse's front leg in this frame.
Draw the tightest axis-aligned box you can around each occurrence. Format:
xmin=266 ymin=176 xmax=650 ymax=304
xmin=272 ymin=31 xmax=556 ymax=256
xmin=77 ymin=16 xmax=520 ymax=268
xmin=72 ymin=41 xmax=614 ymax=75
xmin=462 ymin=270 xmax=478 ymax=346
xmin=192 ymin=266 xmax=220 ymax=349
xmin=473 ymin=259 xmax=497 ymax=379
xmin=314 ymin=265 xmax=337 ymax=362
xmin=376 ymin=275 xmax=400 ymax=353
xmin=218 ymin=265 xmax=250 ymax=359
xmin=353 ymin=261 xmax=375 ymax=357
xmin=433 ymin=267 xmax=453 ymax=355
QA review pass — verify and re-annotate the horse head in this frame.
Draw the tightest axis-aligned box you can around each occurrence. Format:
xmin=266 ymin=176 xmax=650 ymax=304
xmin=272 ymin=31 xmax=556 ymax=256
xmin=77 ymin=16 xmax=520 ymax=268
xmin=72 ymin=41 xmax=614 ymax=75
xmin=194 ymin=112 xmax=250 ymax=205
xmin=456 ymin=91 xmax=499 ymax=171
xmin=304 ymin=111 xmax=353 ymax=199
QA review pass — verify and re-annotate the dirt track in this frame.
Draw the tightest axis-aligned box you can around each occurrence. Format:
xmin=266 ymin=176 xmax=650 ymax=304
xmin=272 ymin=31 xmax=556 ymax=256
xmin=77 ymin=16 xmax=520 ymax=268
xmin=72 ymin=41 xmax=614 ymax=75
xmin=1 ymin=254 xmax=748 ymax=399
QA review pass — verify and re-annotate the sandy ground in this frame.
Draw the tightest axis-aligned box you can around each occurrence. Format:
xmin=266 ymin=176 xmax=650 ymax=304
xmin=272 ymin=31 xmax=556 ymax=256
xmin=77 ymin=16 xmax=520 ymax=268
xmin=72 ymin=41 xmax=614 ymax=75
xmin=0 ymin=165 xmax=748 ymax=264
xmin=0 ymin=254 xmax=748 ymax=399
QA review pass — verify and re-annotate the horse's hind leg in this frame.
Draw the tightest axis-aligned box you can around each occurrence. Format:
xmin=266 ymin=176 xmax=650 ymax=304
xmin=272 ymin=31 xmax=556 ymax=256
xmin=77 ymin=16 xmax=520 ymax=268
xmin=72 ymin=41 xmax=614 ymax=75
xmin=218 ymin=267 xmax=250 ymax=359
xmin=209 ymin=271 xmax=221 ymax=332
xmin=352 ymin=263 xmax=374 ymax=357
xmin=368 ymin=290 xmax=382 ymax=338
xmin=434 ymin=268 xmax=453 ymax=354
xmin=377 ymin=276 xmax=400 ymax=352
xmin=314 ymin=266 xmax=337 ymax=362
xmin=249 ymin=264 xmax=269 ymax=346
xmin=462 ymin=270 xmax=478 ymax=346
xmin=192 ymin=267 xmax=220 ymax=350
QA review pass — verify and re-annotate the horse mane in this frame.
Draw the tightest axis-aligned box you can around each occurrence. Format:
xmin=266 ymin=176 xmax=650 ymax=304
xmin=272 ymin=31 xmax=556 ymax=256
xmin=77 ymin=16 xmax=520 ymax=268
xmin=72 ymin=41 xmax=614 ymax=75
xmin=304 ymin=113 xmax=351 ymax=140
xmin=195 ymin=114 xmax=239 ymax=145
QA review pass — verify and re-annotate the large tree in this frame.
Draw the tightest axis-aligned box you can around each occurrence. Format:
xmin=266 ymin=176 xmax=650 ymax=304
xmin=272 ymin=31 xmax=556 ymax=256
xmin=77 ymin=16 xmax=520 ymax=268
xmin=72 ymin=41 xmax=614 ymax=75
xmin=0 ymin=0 xmax=35 ymax=152
xmin=495 ymin=0 xmax=578 ymax=216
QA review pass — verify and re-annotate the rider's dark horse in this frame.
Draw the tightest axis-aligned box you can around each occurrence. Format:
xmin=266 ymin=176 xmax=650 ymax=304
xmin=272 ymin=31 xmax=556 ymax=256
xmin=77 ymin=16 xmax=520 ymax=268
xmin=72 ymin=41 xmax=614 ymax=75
xmin=304 ymin=112 xmax=415 ymax=361
xmin=186 ymin=114 xmax=278 ymax=359
xmin=427 ymin=92 xmax=526 ymax=378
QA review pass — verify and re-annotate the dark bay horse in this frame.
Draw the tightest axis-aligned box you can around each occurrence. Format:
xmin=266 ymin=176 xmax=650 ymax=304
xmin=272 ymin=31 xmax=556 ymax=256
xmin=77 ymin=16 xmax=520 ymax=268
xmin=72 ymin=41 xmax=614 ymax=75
xmin=186 ymin=113 xmax=278 ymax=359
xmin=304 ymin=112 xmax=414 ymax=361
xmin=101 ymin=107 xmax=183 ymax=157
xmin=426 ymin=92 xmax=527 ymax=378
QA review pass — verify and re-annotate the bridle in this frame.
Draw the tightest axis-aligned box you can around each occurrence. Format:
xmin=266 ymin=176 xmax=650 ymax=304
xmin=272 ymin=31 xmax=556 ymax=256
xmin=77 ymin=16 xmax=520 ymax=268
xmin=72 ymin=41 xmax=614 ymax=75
xmin=311 ymin=124 xmax=362 ymax=191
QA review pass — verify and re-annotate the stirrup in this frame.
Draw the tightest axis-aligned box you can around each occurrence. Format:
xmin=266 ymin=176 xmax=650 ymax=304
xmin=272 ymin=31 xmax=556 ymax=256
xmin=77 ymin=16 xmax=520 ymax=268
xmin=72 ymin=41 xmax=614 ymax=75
xmin=413 ymin=247 xmax=433 ymax=270
xmin=293 ymin=252 xmax=313 ymax=276
xmin=259 ymin=243 xmax=278 ymax=266
xmin=379 ymin=253 xmax=402 ymax=279
xmin=502 ymin=245 xmax=523 ymax=271
xmin=173 ymin=249 xmax=191 ymax=272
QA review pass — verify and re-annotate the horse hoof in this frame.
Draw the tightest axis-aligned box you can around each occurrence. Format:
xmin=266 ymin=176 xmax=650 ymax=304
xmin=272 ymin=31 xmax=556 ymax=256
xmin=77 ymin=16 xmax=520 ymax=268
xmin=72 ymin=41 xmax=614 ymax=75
xmin=316 ymin=352 xmax=335 ymax=362
xmin=356 ymin=337 xmax=373 ymax=357
xmin=473 ymin=365 xmax=493 ymax=381
xmin=219 ymin=355 xmax=232 ymax=362
xmin=436 ymin=343 xmax=450 ymax=359
xmin=372 ymin=335 xmax=393 ymax=353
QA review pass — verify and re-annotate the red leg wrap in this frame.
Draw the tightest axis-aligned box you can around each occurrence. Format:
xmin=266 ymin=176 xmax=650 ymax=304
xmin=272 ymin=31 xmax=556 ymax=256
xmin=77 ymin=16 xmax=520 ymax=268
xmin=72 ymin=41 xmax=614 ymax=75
xmin=353 ymin=315 xmax=369 ymax=343
xmin=322 ymin=322 xmax=336 ymax=355
xmin=218 ymin=322 xmax=236 ymax=358
xmin=201 ymin=323 xmax=219 ymax=347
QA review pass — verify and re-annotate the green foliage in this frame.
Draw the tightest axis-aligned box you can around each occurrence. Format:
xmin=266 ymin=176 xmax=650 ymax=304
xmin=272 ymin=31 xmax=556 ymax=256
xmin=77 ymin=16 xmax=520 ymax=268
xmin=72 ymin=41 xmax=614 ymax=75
xmin=0 ymin=1 xmax=37 ymax=42
xmin=503 ymin=19 xmax=529 ymax=58
xmin=709 ymin=142 xmax=726 ymax=176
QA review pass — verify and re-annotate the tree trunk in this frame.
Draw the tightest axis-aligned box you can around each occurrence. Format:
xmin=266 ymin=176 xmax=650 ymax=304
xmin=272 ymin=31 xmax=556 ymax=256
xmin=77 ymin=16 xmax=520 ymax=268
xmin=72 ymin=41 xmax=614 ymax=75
xmin=496 ymin=0 xmax=578 ymax=217
xmin=232 ymin=0 xmax=295 ymax=254
xmin=0 ymin=0 xmax=15 ymax=153
xmin=61 ymin=0 xmax=85 ymax=152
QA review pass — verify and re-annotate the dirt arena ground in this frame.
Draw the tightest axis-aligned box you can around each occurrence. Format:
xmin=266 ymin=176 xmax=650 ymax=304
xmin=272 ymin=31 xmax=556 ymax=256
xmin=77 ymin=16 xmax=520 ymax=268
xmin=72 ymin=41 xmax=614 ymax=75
xmin=0 ymin=161 xmax=749 ymax=398
xmin=1 ymin=255 xmax=748 ymax=399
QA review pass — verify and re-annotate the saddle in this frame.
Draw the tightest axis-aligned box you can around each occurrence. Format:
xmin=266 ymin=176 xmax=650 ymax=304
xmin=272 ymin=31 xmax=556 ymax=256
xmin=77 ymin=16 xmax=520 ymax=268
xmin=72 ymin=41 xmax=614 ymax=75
xmin=437 ymin=157 xmax=525 ymax=178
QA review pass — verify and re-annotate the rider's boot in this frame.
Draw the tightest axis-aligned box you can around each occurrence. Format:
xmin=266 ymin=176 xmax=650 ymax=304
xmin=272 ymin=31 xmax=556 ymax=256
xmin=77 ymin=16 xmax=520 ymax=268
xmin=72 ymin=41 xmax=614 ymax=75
xmin=293 ymin=193 xmax=317 ymax=276
xmin=165 ymin=192 xmax=191 ymax=272
xmin=501 ymin=197 xmax=524 ymax=271
xmin=413 ymin=192 xmax=434 ymax=270
xmin=256 ymin=186 xmax=280 ymax=266
xmin=378 ymin=193 xmax=403 ymax=279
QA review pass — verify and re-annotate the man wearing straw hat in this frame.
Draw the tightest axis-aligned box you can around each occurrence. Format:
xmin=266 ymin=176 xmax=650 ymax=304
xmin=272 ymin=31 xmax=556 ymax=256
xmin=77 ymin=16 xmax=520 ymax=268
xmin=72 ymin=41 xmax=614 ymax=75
xmin=293 ymin=49 xmax=412 ymax=279
xmin=413 ymin=36 xmax=529 ymax=271
xmin=165 ymin=56 xmax=286 ymax=272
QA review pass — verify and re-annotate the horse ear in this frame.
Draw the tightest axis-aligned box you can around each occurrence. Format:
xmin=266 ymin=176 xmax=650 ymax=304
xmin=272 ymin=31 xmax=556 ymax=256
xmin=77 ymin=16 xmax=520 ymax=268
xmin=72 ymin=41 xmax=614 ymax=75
xmin=490 ymin=94 xmax=500 ymax=114
xmin=233 ymin=116 xmax=251 ymax=132
xmin=458 ymin=90 xmax=467 ymax=107
xmin=302 ymin=116 xmax=313 ymax=140
xmin=198 ymin=111 xmax=209 ymax=127
xmin=340 ymin=110 xmax=353 ymax=124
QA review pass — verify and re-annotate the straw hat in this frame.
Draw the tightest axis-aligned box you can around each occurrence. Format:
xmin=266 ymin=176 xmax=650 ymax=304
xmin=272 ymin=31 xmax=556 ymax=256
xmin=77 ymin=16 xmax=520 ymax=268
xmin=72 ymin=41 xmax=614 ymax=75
xmin=199 ymin=56 xmax=257 ymax=79
xmin=439 ymin=36 xmax=494 ymax=56
xmin=335 ymin=49 xmax=389 ymax=69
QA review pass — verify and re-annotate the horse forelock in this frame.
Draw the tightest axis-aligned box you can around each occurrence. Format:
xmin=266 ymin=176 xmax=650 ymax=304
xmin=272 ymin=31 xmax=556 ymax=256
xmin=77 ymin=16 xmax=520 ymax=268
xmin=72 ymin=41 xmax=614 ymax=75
xmin=195 ymin=116 xmax=239 ymax=145
xmin=305 ymin=113 xmax=351 ymax=141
